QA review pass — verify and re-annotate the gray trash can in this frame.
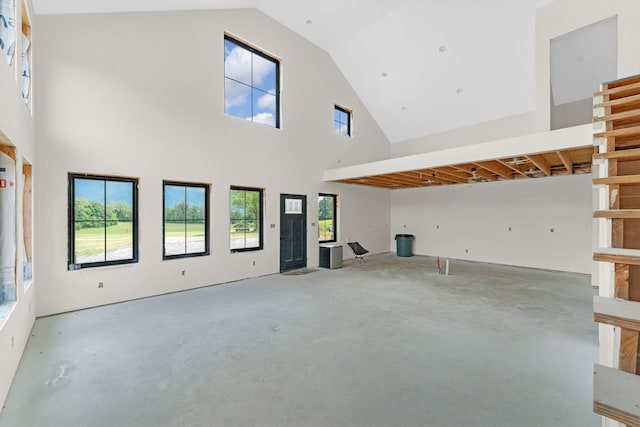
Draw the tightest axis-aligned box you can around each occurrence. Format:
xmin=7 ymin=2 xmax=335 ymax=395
xmin=395 ymin=234 xmax=414 ymax=257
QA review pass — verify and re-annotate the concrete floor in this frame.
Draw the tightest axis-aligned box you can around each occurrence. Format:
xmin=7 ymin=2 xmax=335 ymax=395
xmin=0 ymin=254 xmax=599 ymax=426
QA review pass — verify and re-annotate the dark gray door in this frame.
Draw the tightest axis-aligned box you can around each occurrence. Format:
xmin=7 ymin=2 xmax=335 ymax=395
xmin=280 ymin=194 xmax=307 ymax=272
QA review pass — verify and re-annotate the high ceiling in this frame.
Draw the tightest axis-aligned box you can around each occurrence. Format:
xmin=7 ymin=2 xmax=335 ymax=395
xmin=32 ymin=0 xmax=555 ymax=143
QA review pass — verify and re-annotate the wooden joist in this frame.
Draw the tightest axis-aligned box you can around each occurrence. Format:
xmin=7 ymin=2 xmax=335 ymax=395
xmin=526 ymin=154 xmax=551 ymax=176
xmin=0 ymin=144 xmax=16 ymax=160
xmin=593 ymin=108 xmax=640 ymax=124
xmin=451 ymin=164 xmax=496 ymax=181
xmin=594 ymin=93 xmax=640 ymax=112
xmin=594 ymin=210 xmax=640 ymax=219
xmin=593 ymin=175 xmax=640 ymax=186
xmin=593 ymin=364 xmax=640 ymax=427
xmin=594 ymin=127 xmax=640 ymax=140
xmin=556 ymin=151 xmax=573 ymax=174
xmin=473 ymin=161 xmax=514 ymax=180
xmin=593 ymin=148 xmax=640 ymax=163
xmin=596 ymin=81 xmax=640 ymax=100
xmin=594 ymin=296 xmax=640 ymax=332
xmin=594 ymin=248 xmax=640 ymax=266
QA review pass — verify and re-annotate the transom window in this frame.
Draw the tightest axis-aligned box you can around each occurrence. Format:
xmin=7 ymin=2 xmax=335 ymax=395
xmin=230 ymin=186 xmax=264 ymax=252
xmin=224 ymin=35 xmax=280 ymax=128
xmin=334 ymin=105 xmax=351 ymax=137
xmin=163 ymin=181 xmax=210 ymax=259
xmin=68 ymin=174 xmax=138 ymax=269
xmin=318 ymin=193 xmax=337 ymax=242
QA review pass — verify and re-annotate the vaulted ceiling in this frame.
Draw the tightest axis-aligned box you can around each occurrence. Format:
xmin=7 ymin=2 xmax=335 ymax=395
xmin=32 ymin=0 xmax=555 ymax=143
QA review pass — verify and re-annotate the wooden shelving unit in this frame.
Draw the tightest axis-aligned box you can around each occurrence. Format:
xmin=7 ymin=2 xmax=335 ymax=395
xmin=593 ymin=74 xmax=640 ymax=427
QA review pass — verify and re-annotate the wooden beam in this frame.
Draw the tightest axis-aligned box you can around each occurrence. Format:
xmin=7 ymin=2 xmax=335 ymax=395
xmin=594 ymin=127 xmax=640 ymax=139
xmin=451 ymin=164 xmax=496 ymax=181
xmin=526 ymin=154 xmax=551 ymax=176
xmin=23 ymin=164 xmax=32 ymax=263
xmin=423 ymin=169 xmax=467 ymax=184
xmin=594 ymin=175 xmax=640 ymax=186
xmin=619 ymin=329 xmax=639 ymax=374
xmin=593 ymin=108 xmax=640 ymax=123
xmin=616 ymin=263 xmax=630 ymax=300
xmin=496 ymin=159 xmax=530 ymax=178
xmin=594 ymin=210 xmax=640 ymax=219
xmin=556 ymin=151 xmax=573 ymax=174
xmin=0 ymin=145 xmax=16 ymax=160
xmin=473 ymin=161 xmax=513 ymax=179
xmin=594 ymin=148 xmax=640 ymax=162
xmin=593 ymin=364 xmax=640 ymax=426
xmin=430 ymin=167 xmax=471 ymax=180
xmin=594 ymin=248 xmax=640 ymax=265
xmin=596 ymin=81 xmax=640 ymax=98
xmin=594 ymin=296 xmax=640 ymax=330
xmin=594 ymin=93 xmax=640 ymax=110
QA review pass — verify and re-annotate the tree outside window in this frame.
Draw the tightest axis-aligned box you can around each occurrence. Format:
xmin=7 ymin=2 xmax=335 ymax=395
xmin=318 ymin=194 xmax=336 ymax=242
xmin=69 ymin=174 xmax=138 ymax=269
xmin=230 ymin=187 xmax=263 ymax=251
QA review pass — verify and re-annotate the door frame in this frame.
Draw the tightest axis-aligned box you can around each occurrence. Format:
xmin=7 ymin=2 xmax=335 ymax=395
xmin=279 ymin=193 xmax=307 ymax=272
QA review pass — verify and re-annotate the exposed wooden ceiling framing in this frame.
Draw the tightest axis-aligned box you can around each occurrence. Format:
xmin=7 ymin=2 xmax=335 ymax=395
xmin=330 ymin=146 xmax=594 ymax=190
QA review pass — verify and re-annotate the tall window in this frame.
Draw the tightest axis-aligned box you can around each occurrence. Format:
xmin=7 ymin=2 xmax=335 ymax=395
xmin=334 ymin=105 xmax=351 ymax=137
xmin=68 ymin=174 xmax=138 ymax=269
xmin=224 ymin=35 xmax=280 ymax=128
xmin=318 ymin=193 xmax=337 ymax=242
xmin=230 ymin=187 xmax=263 ymax=252
xmin=163 ymin=181 xmax=210 ymax=259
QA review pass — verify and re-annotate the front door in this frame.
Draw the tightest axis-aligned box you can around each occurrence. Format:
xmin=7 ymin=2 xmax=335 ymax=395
xmin=280 ymin=194 xmax=307 ymax=272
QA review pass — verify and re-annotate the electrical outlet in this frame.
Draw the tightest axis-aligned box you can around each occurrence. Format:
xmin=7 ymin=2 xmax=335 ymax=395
xmin=98 ymin=282 xmax=104 ymax=288
xmin=437 ymin=225 xmax=439 ymax=229
xmin=253 ymin=261 xmax=256 ymax=266
xmin=550 ymin=228 xmax=555 ymax=233
xmin=465 ymin=249 xmax=469 ymax=253
xmin=181 ymin=270 xmax=185 ymax=276
xmin=508 ymin=227 xmax=512 ymax=231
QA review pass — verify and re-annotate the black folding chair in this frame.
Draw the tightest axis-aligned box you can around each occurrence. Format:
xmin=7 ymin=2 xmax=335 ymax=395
xmin=347 ymin=242 xmax=369 ymax=263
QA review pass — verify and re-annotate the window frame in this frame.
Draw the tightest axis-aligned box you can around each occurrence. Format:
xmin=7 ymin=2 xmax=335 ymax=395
xmin=229 ymin=186 xmax=264 ymax=253
xmin=318 ymin=193 xmax=337 ymax=243
xmin=68 ymin=173 xmax=139 ymax=270
xmin=162 ymin=180 xmax=211 ymax=260
xmin=334 ymin=105 xmax=352 ymax=137
xmin=224 ymin=34 xmax=281 ymax=128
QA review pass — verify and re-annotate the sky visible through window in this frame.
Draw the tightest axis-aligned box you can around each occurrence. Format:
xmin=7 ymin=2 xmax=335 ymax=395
xmin=334 ymin=107 xmax=350 ymax=136
xmin=224 ymin=37 xmax=278 ymax=128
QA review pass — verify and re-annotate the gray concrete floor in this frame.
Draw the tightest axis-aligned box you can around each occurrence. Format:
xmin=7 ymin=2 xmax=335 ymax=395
xmin=0 ymin=254 xmax=599 ymax=427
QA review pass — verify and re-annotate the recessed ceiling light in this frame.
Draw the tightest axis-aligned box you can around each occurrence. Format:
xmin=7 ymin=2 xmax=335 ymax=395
xmin=381 ymin=72 xmax=388 ymax=78
xmin=456 ymin=88 xmax=464 ymax=94
xmin=401 ymin=106 xmax=407 ymax=110
xmin=439 ymin=46 xmax=447 ymax=53
xmin=306 ymin=20 xmax=312 ymax=25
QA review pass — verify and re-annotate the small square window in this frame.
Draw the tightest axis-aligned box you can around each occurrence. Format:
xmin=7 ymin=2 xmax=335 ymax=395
xmin=334 ymin=105 xmax=351 ymax=137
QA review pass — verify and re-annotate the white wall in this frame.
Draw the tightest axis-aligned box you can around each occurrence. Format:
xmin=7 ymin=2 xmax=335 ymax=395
xmin=0 ymin=0 xmax=36 ymax=411
xmin=536 ymin=0 xmax=640 ymax=131
xmin=33 ymin=9 xmax=391 ymax=317
xmin=391 ymin=174 xmax=592 ymax=274
xmin=390 ymin=112 xmax=536 ymax=158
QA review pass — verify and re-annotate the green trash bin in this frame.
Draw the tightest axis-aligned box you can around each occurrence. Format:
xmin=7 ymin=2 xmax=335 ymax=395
xmin=395 ymin=234 xmax=414 ymax=257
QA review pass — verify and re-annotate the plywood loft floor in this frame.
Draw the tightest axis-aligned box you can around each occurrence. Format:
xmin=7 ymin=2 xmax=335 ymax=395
xmin=0 ymin=255 xmax=598 ymax=426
